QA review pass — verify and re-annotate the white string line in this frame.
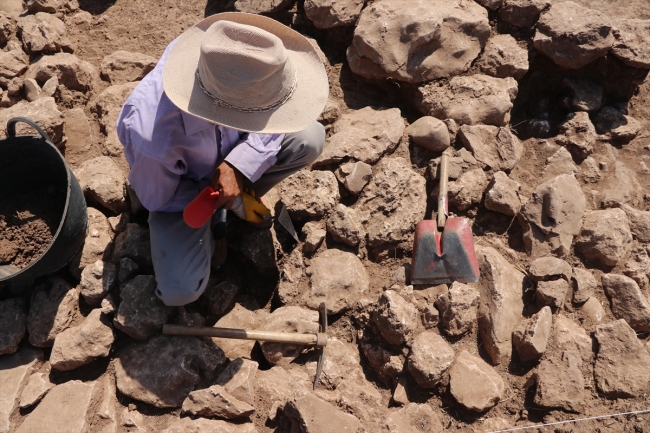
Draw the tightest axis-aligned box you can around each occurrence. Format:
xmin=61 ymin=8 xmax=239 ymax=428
xmin=488 ymin=409 xmax=650 ymax=433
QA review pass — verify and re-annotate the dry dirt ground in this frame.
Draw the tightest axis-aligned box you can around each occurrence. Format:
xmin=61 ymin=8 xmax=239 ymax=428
xmin=2 ymin=0 xmax=650 ymax=432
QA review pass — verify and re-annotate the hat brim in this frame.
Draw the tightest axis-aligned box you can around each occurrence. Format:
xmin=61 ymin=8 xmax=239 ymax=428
xmin=163 ymin=13 xmax=329 ymax=134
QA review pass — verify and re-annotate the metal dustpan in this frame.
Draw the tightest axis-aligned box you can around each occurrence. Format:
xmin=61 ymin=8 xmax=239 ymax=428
xmin=411 ymin=153 xmax=479 ymax=285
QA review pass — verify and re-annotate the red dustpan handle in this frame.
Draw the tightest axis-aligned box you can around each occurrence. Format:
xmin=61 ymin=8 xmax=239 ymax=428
xmin=183 ymin=187 xmax=220 ymax=229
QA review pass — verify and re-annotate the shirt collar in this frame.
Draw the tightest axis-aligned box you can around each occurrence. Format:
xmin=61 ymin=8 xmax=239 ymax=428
xmin=181 ymin=110 xmax=215 ymax=136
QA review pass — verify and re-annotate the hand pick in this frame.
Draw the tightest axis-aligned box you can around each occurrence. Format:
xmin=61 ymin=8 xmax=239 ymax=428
xmin=183 ymin=187 xmax=220 ymax=228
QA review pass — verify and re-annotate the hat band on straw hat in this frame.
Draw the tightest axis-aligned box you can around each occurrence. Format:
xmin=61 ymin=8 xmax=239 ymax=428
xmin=195 ymin=69 xmax=298 ymax=114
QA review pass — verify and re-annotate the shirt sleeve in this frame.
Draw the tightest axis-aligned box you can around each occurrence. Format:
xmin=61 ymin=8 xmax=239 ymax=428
xmin=224 ymin=132 xmax=285 ymax=183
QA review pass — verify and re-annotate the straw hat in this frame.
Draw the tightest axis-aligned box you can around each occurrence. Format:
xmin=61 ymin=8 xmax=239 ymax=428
xmin=163 ymin=12 xmax=329 ymax=134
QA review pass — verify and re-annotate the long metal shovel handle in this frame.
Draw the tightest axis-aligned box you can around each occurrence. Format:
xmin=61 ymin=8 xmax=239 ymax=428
xmin=437 ymin=153 xmax=449 ymax=229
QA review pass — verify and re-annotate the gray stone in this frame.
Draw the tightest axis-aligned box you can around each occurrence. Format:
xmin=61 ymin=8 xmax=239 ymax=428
xmin=17 ymin=13 xmax=72 ymax=54
xmin=74 ymin=156 xmax=127 ymax=213
xmin=572 ymin=268 xmax=597 ymax=304
xmin=215 ymin=358 xmax=258 ymax=406
xmin=347 ymin=0 xmax=490 ymax=83
xmin=302 ymin=221 xmax=326 ymax=254
xmin=91 ymin=82 xmax=138 ymax=156
xmin=111 ymin=223 xmax=152 ymax=267
xmin=200 ymin=280 xmax=239 ymax=319
xmin=535 ymin=279 xmax=570 ymax=308
xmin=594 ymin=320 xmax=650 ymax=398
xmin=283 ymin=390 xmax=364 ymax=433
xmin=0 ymin=97 xmax=64 ymax=143
xmin=554 ymin=315 xmax=593 ymax=361
xmin=513 ymin=306 xmax=552 ymax=362
xmin=50 ymin=309 xmax=114 ymax=371
xmin=602 ymin=274 xmax=650 ymax=332
xmin=477 ymin=34 xmax=529 ymax=80
xmin=317 ymin=107 xmax=404 ymax=165
xmin=0 ymin=347 xmax=43 ymax=433
xmin=564 ymin=78 xmax=603 ymax=112
xmin=15 ymin=380 xmax=100 ymax=433
xmin=336 ymin=161 xmax=372 ymax=195
xmin=458 ymin=125 xmax=522 ymax=171
xmin=594 ymin=107 xmax=643 ymax=142
xmin=80 ymin=260 xmax=117 ymax=306
xmin=556 ymin=112 xmax=597 ymax=159
xmin=373 ymin=290 xmax=419 ymax=346
xmin=326 ymin=204 xmax=365 ymax=246
xmin=407 ymin=330 xmax=455 ymax=388
xmin=100 ymin=50 xmax=156 ymax=84
xmin=581 ymin=297 xmax=605 ymax=324
xmin=416 ymin=75 xmax=518 ymax=127
xmin=484 ymin=171 xmax=522 ymax=217
xmin=359 ymin=330 xmax=405 ymax=384
xmin=448 ymin=168 xmax=489 ymax=211
xmin=542 ymin=147 xmax=579 ymax=181
xmin=182 ymin=385 xmax=254 ymax=419
xmin=499 ymin=0 xmax=551 ymax=28
xmin=611 ymin=19 xmax=650 ymax=69
xmin=533 ymin=351 xmax=585 ymax=412
xmin=115 ymin=334 xmax=226 ymax=408
xmin=114 ymin=275 xmax=172 ymax=340
xmin=381 ymin=403 xmax=443 ymax=433
xmin=306 ymin=249 xmax=369 ymax=314
xmin=534 ymin=2 xmax=613 ymax=69
xmin=406 ymin=116 xmax=450 ymax=152
xmin=0 ymin=298 xmax=26 ymax=355
xmin=357 ymin=157 xmax=427 ymax=250
xmin=519 ymin=174 xmax=586 ymax=258
xmin=304 ymin=0 xmax=364 ymax=28
xmin=27 ymin=277 xmax=79 ymax=347
xmin=234 ymin=0 xmax=293 ymax=14
xmin=576 ymin=209 xmax=633 ymax=267
xmin=280 ymin=170 xmax=339 ymax=221
xmin=258 ymin=306 xmax=319 ymax=366
xmin=118 ymin=257 xmax=139 ymax=284
xmin=228 ymin=223 xmax=277 ymax=275
xmin=435 ymin=282 xmax=480 ymax=336
xmin=449 ymin=350 xmax=505 ymax=412
xmin=19 ymin=369 xmax=54 ymax=409
xmin=476 ymin=247 xmax=525 ymax=365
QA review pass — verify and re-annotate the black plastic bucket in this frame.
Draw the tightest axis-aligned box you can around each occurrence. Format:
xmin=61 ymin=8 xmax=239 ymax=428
xmin=0 ymin=117 xmax=87 ymax=284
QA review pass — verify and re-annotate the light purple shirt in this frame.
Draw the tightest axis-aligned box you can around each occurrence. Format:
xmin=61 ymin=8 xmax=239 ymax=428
xmin=116 ymin=38 xmax=285 ymax=212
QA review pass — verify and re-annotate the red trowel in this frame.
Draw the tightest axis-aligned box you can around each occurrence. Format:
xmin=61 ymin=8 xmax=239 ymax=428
xmin=183 ymin=187 xmax=220 ymax=229
xmin=411 ymin=153 xmax=480 ymax=285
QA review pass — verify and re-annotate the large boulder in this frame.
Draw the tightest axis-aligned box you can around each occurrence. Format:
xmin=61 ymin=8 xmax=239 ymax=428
xmin=115 ymin=334 xmax=226 ymax=408
xmin=0 ymin=97 xmax=64 ymax=143
xmin=458 ymin=124 xmax=523 ymax=171
xmin=27 ymin=277 xmax=79 ymax=348
xmin=316 ymin=107 xmax=404 ymax=166
xmin=306 ymin=249 xmax=369 ymax=314
xmin=611 ymin=19 xmax=650 ymax=69
xmin=113 ymin=275 xmax=173 ymax=340
xmin=347 ymin=0 xmax=490 ymax=83
xmin=553 ymin=315 xmax=593 ymax=362
xmin=533 ymin=351 xmax=585 ymax=412
xmin=416 ymin=75 xmax=517 ymax=127
xmin=304 ymin=0 xmax=364 ymax=28
xmin=518 ymin=174 xmax=585 ymax=258
xmin=258 ymin=306 xmax=319 ymax=366
xmin=356 ymin=157 xmax=427 ymax=252
xmin=0 ymin=48 xmax=28 ymax=87
xmin=576 ymin=209 xmax=632 ymax=267
xmin=280 ymin=170 xmax=339 ymax=221
xmin=100 ymin=50 xmax=156 ymax=84
xmin=0 ymin=348 xmax=43 ymax=433
xmin=476 ymin=34 xmax=529 ymax=80
xmin=476 ymin=247 xmax=525 ymax=365
xmin=91 ymin=82 xmax=138 ymax=156
xmin=449 ymin=350 xmax=505 ymax=412
xmin=0 ymin=298 xmax=26 ymax=355
xmin=28 ymin=52 xmax=96 ymax=92
xmin=533 ymin=1 xmax=614 ymax=69
xmin=602 ymin=274 xmax=650 ymax=332
xmin=50 ymin=309 xmax=114 ymax=371
xmin=17 ymin=12 xmax=72 ymax=54
xmin=594 ymin=320 xmax=650 ymax=398
xmin=407 ymin=330 xmax=455 ymax=388
xmin=74 ymin=156 xmax=127 ymax=213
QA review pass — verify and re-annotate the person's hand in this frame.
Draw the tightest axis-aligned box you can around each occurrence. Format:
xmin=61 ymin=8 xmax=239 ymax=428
xmin=211 ymin=161 xmax=243 ymax=209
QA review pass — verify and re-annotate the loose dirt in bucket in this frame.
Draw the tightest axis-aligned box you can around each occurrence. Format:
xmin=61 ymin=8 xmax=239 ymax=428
xmin=0 ymin=186 xmax=66 ymax=269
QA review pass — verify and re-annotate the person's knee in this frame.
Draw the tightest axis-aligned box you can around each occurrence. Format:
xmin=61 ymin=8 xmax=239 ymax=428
xmin=154 ymin=270 xmax=209 ymax=306
xmin=294 ymin=121 xmax=325 ymax=163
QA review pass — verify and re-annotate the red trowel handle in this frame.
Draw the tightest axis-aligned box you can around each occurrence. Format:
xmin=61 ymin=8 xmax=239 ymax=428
xmin=183 ymin=187 xmax=220 ymax=229
xmin=437 ymin=153 xmax=449 ymax=229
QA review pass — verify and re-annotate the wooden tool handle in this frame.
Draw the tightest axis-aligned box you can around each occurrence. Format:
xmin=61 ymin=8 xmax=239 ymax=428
xmin=437 ymin=153 xmax=449 ymax=229
xmin=163 ymin=324 xmax=327 ymax=347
